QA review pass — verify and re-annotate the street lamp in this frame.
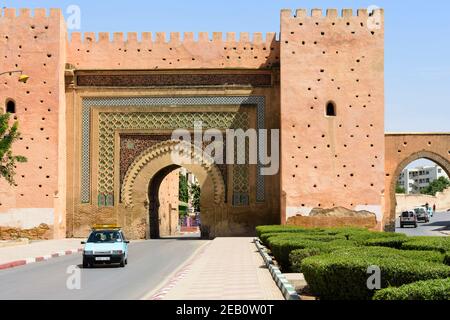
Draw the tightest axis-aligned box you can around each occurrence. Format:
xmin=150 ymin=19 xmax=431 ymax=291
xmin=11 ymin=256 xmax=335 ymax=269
xmin=0 ymin=70 xmax=30 ymax=83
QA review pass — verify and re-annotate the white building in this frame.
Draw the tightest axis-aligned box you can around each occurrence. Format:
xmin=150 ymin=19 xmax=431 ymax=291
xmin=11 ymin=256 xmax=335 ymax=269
xmin=397 ymin=165 xmax=449 ymax=194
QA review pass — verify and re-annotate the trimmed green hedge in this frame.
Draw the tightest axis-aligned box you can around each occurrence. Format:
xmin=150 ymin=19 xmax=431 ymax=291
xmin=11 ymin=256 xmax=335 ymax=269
xmin=255 ymin=225 xmax=311 ymax=238
xmin=363 ymin=236 xmax=408 ymax=249
xmin=263 ymin=227 xmax=408 ymax=271
xmin=401 ymin=237 xmax=450 ymax=254
xmin=445 ymin=252 xmax=450 ymax=266
xmin=302 ymin=250 xmax=450 ymax=300
xmin=268 ymin=236 xmax=354 ymax=271
xmin=373 ymin=278 xmax=450 ymax=300
xmin=329 ymin=246 xmax=444 ymax=264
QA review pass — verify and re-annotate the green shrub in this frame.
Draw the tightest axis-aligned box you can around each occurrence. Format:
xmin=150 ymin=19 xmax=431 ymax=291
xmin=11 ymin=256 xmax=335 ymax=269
xmin=290 ymin=248 xmax=323 ymax=273
xmin=445 ymin=252 xmax=450 ymax=266
xmin=330 ymin=246 xmax=444 ymax=264
xmin=373 ymin=278 xmax=450 ymax=300
xmin=268 ymin=236 xmax=354 ymax=271
xmin=402 ymin=237 xmax=450 ymax=254
xmin=289 ymin=242 xmax=353 ymax=273
xmin=255 ymin=225 xmax=315 ymax=238
xmin=363 ymin=235 xmax=409 ymax=249
xmin=259 ymin=229 xmax=326 ymax=246
xmin=302 ymin=251 xmax=450 ymax=300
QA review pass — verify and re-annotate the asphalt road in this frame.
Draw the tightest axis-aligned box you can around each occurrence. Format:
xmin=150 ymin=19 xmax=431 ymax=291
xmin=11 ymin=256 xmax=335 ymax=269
xmin=395 ymin=211 xmax=450 ymax=236
xmin=0 ymin=238 xmax=207 ymax=300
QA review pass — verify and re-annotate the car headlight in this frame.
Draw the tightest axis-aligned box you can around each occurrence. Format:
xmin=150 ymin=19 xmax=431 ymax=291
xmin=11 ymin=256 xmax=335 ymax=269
xmin=112 ymin=250 xmax=123 ymax=255
xmin=84 ymin=250 xmax=93 ymax=255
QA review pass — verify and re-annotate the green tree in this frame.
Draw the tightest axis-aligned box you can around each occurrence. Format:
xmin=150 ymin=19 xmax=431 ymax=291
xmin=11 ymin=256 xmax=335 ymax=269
xmin=396 ymin=184 xmax=406 ymax=194
xmin=189 ymin=182 xmax=201 ymax=212
xmin=0 ymin=113 xmax=27 ymax=185
xmin=179 ymin=172 xmax=189 ymax=202
xmin=420 ymin=176 xmax=450 ymax=196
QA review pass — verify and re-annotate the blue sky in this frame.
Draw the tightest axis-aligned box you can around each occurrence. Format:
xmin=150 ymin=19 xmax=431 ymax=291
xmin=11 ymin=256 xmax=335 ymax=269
xmin=4 ymin=0 xmax=450 ymax=133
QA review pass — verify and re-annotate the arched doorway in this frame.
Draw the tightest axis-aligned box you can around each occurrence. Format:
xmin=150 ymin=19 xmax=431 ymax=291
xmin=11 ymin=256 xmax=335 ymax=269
xmin=148 ymin=164 xmax=180 ymax=239
xmin=121 ymin=140 xmax=226 ymax=239
xmin=393 ymin=156 xmax=450 ymax=232
xmin=387 ymin=151 xmax=450 ymax=231
xmin=384 ymin=134 xmax=450 ymax=231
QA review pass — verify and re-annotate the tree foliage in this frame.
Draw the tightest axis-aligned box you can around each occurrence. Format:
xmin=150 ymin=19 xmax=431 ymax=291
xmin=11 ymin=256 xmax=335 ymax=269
xmin=189 ymin=182 xmax=201 ymax=212
xmin=420 ymin=176 xmax=450 ymax=196
xmin=179 ymin=172 xmax=189 ymax=202
xmin=396 ymin=184 xmax=406 ymax=194
xmin=0 ymin=113 xmax=27 ymax=185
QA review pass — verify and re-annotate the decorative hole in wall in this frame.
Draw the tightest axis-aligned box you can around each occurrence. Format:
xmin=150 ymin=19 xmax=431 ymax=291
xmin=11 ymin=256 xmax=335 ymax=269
xmin=326 ymin=101 xmax=336 ymax=116
xmin=6 ymin=99 xmax=16 ymax=113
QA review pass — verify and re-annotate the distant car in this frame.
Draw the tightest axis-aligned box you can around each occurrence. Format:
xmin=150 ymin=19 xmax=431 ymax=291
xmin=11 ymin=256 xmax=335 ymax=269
xmin=414 ymin=207 xmax=430 ymax=223
xmin=81 ymin=224 xmax=129 ymax=268
xmin=400 ymin=211 xmax=417 ymax=228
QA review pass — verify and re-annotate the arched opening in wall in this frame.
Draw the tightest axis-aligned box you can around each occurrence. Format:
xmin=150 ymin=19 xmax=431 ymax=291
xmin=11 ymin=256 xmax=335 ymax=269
xmin=394 ymin=157 xmax=450 ymax=233
xmin=6 ymin=99 xmax=16 ymax=113
xmin=326 ymin=101 xmax=336 ymax=116
xmin=148 ymin=165 xmax=202 ymax=239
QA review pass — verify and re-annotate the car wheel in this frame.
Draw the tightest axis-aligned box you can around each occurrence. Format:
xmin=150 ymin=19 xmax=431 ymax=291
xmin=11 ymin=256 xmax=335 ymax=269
xmin=414 ymin=224 xmax=417 ymax=228
xmin=400 ymin=224 xmax=404 ymax=228
xmin=120 ymin=258 xmax=125 ymax=268
xmin=83 ymin=257 xmax=89 ymax=268
xmin=125 ymin=258 xmax=128 ymax=265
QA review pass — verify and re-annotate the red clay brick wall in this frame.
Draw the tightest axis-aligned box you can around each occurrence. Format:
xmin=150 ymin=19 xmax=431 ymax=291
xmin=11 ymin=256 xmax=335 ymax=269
xmin=280 ymin=9 xmax=385 ymax=224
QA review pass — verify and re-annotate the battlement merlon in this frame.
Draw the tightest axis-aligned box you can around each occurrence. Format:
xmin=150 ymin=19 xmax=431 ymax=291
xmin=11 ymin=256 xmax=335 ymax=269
xmin=281 ymin=8 xmax=384 ymax=20
xmin=69 ymin=31 xmax=279 ymax=45
xmin=1 ymin=7 xmax=63 ymax=18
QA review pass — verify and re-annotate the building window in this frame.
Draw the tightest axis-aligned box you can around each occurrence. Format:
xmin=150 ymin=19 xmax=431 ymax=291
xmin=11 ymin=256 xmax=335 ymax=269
xmin=6 ymin=99 xmax=16 ymax=114
xmin=326 ymin=101 xmax=336 ymax=116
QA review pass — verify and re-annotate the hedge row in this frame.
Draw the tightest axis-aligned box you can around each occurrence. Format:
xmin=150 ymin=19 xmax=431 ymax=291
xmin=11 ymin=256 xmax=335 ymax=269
xmin=401 ymin=237 xmax=450 ymax=254
xmin=267 ymin=237 xmax=354 ymax=271
xmin=301 ymin=251 xmax=450 ymax=300
xmin=373 ymin=278 xmax=450 ymax=300
xmin=264 ymin=228 xmax=406 ymax=271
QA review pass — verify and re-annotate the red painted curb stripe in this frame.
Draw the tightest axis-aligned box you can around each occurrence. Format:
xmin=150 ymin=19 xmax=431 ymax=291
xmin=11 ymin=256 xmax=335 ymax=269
xmin=0 ymin=247 xmax=83 ymax=271
xmin=0 ymin=260 xmax=26 ymax=270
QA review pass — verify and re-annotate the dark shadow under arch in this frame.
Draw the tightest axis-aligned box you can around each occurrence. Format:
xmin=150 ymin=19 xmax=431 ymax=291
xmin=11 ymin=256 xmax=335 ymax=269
xmin=148 ymin=164 xmax=181 ymax=239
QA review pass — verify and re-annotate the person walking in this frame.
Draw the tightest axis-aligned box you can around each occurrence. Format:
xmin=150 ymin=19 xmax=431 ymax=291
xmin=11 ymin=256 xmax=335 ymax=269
xmin=433 ymin=204 xmax=436 ymax=213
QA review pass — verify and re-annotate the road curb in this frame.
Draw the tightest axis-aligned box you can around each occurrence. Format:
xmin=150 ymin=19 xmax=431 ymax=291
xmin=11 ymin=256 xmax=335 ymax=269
xmin=0 ymin=248 xmax=83 ymax=271
xmin=254 ymin=238 xmax=300 ymax=301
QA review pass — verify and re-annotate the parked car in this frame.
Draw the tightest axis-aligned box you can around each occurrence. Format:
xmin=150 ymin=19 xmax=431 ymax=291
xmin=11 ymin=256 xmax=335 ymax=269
xmin=81 ymin=224 xmax=129 ymax=268
xmin=400 ymin=211 xmax=418 ymax=228
xmin=413 ymin=207 xmax=430 ymax=223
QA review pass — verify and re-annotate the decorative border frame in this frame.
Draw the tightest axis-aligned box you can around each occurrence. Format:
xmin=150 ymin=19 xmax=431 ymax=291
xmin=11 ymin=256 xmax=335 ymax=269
xmin=81 ymin=96 xmax=266 ymax=204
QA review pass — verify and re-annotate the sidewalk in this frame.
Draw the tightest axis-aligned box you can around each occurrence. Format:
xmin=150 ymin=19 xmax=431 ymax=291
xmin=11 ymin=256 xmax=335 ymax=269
xmin=159 ymin=237 xmax=284 ymax=300
xmin=0 ymin=239 xmax=83 ymax=267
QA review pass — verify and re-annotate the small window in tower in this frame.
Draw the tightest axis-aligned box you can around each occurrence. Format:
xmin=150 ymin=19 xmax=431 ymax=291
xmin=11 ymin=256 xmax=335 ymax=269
xmin=6 ymin=99 xmax=16 ymax=114
xmin=326 ymin=101 xmax=336 ymax=116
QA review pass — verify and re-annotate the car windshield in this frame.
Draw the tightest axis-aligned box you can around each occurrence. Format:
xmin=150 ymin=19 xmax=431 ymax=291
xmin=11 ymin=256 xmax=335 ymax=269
xmin=414 ymin=208 xmax=425 ymax=214
xmin=87 ymin=231 xmax=122 ymax=243
xmin=401 ymin=212 xmax=412 ymax=218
